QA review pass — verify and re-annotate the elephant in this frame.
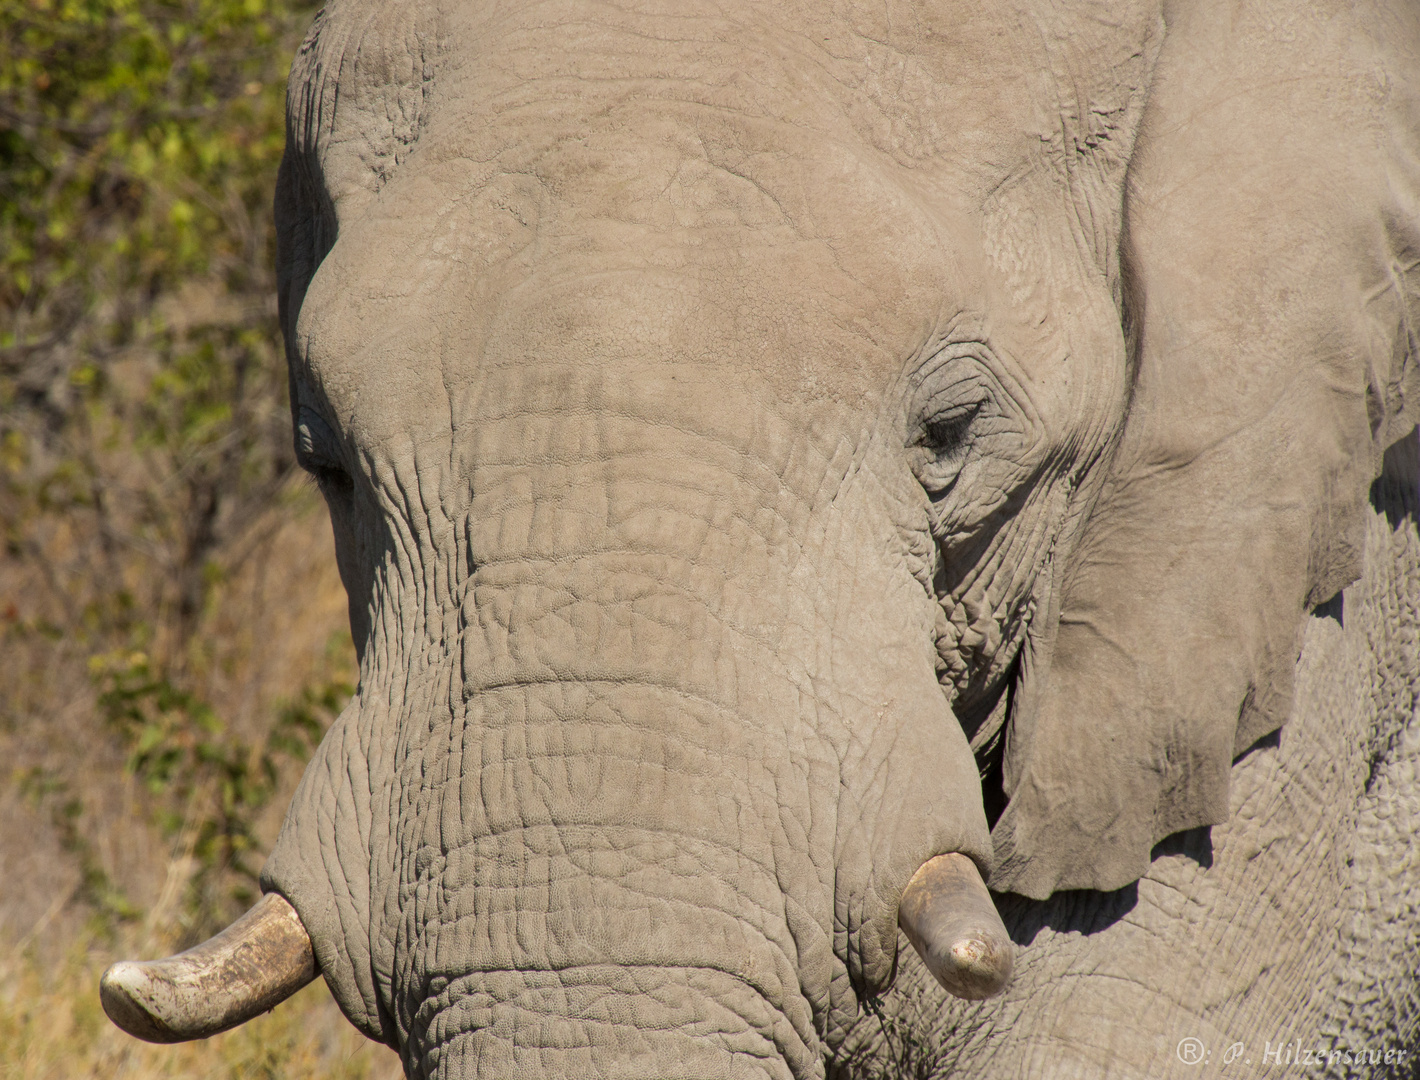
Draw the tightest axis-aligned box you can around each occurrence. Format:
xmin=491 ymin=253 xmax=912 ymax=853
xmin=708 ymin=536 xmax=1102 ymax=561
xmin=99 ymin=0 xmax=1420 ymax=1076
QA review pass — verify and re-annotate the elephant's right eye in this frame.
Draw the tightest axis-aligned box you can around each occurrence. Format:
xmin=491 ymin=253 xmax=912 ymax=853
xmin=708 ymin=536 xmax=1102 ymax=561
xmin=295 ymin=405 xmax=353 ymax=495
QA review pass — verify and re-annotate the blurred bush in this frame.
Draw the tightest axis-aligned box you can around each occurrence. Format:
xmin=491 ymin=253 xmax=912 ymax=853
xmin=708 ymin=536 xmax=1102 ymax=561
xmin=0 ymin=0 xmax=356 ymax=952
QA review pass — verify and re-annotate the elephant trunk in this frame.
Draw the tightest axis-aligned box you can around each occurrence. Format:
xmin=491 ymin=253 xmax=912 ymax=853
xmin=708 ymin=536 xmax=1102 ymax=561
xmin=106 ymin=367 xmax=998 ymax=1073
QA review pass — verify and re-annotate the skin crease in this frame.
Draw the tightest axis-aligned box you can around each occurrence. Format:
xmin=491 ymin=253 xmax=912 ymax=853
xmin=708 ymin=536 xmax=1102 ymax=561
xmin=241 ymin=0 xmax=1420 ymax=1077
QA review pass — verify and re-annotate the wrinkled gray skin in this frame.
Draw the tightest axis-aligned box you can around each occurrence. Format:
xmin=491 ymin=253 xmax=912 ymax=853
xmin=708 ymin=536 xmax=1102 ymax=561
xmin=261 ymin=0 xmax=1420 ymax=1075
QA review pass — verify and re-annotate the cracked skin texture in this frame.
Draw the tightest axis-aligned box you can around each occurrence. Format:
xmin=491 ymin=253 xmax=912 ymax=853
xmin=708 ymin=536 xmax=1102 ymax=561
xmin=254 ymin=0 xmax=1420 ymax=1076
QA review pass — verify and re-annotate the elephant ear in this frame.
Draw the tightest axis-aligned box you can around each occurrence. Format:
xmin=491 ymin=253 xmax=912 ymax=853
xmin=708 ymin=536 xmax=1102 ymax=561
xmin=989 ymin=0 xmax=1420 ymax=899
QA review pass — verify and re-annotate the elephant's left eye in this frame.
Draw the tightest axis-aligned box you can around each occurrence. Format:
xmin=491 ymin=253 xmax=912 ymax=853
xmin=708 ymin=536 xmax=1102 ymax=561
xmin=914 ymin=403 xmax=981 ymax=498
xmin=924 ymin=406 xmax=978 ymax=458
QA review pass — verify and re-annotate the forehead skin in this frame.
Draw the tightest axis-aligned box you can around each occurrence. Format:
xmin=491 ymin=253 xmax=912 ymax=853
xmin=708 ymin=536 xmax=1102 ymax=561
xmin=286 ymin=0 xmax=1154 ymax=464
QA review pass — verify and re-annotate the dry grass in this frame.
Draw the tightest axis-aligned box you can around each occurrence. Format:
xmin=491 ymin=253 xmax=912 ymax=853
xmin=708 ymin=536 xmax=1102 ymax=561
xmin=0 ymin=935 xmax=402 ymax=1080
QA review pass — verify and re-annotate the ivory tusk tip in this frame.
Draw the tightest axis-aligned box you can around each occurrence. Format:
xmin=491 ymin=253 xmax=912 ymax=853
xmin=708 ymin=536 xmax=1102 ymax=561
xmin=101 ymin=960 xmax=186 ymax=1043
xmin=937 ymin=926 xmax=1014 ymax=1000
xmin=100 ymin=892 xmax=317 ymax=1044
xmin=898 ymin=852 xmax=1014 ymax=1001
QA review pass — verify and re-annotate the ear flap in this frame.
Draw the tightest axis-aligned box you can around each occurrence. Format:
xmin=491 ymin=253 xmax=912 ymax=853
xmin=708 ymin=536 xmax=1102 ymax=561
xmin=989 ymin=0 xmax=1420 ymax=898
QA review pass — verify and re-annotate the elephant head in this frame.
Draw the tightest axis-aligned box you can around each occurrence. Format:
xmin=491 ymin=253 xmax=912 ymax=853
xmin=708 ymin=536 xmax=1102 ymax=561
xmin=102 ymin=0 xmax=1420 ymax=1076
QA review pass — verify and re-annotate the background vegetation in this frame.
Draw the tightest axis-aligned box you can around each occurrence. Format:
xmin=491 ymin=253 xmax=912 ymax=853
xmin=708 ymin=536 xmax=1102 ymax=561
xmin=0 ymin=0 xmax=397 ymax=1073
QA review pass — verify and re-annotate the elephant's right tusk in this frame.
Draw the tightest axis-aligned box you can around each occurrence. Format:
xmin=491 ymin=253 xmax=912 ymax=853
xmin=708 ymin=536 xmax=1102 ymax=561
xmin=898 ymin=852 xmax=1014 ymax=1000
xmin=100 ymin=891 xmax=317 ymax=1043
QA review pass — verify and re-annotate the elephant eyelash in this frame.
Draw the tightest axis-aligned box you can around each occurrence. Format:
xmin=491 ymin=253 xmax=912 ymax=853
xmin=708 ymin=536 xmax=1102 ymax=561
xmin=295 ymin=405 xmax=354 ymax=495
xmin=912 ymin=403 xmax=983 ymax=501
xmin=299 ymin=452 xmax=354 ymax=495
xmin=923 ymin=406 xmax=979 ymax=459
xmin=310 ymin=462 xmax=354 ymax=495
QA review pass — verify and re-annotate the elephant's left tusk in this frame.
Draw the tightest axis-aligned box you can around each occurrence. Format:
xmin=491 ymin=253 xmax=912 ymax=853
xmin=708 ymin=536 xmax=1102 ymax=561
xmin=898 ymin=852 xmax=1014 ymax=1000
xmin=100 ymin=891 xmax=317 ymax=1043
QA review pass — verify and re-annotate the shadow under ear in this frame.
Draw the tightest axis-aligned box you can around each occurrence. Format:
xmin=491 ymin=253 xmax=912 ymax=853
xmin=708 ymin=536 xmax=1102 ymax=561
xmin=1313 ymin=593 xmax=1345 ymax=628
xmin=1234 ymin=728 xmax=1281 ymax=765
xmin=1149 ymin=825 xmax=1213 ymax=870
xmin=993 ymin=826 xmax=1212 ymax=947
xmin=985 ymin=0 xmax=1420 ymax=901
xmin=1373 ymin=428 xmax=1420 ymax=530
xmin=995 ymin=883 xmax=1139 ymax=948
